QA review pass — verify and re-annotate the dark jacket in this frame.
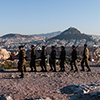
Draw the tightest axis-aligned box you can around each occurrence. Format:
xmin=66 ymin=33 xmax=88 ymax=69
xmin=71 ymin=49 xmax=77 ymax=60
xmin=41 ymin=49 xmax=46 ymax=59
xmin=31 ymin=48 xmax=36 ymax=60
xmin=51 ymin=49 xmax=56 ymax=60
xmin=60 ymin=49 xmax=66 ymax=61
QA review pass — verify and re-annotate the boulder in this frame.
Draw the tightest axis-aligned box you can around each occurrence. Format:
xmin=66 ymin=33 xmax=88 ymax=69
xmin=0 ymin=95 xmax=13 ymax=100
xmin=0 ymin=49 xmax=10 ymax=60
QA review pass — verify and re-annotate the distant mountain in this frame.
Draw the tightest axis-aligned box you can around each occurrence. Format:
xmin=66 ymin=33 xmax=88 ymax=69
xmin=92 ymin=35 xmax=100 ymax=37
xmin=33 ymin=31 xmax=61 ymax=37
xmin=50 ymin=27 xmax=92 ymax=41
xmin=1 ymin=33 xmax=34 ymax=39
xmin=1 ymin=31 xmax=61 ymax=39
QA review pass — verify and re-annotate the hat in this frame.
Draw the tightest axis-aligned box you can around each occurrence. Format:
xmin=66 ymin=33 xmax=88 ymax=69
xmin=61 ymin=46 xmax=65 ymax=49
xmin=31 ymin=45 xmax=34 ymax=47
xmin=42 ymin=45 xmax=45 ymax=48
xmin=51 ymin=46 xmax=55 ymax=48
xmin=72 ymin=45 xmax=75 ymax=48
xmin=84 ymin=44 xmax=87 ymax=46
xmin=19 ymin=45 xmax=23 ymax=49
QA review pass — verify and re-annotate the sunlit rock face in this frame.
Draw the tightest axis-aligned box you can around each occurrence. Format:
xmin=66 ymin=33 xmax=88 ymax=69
xmin=0 ymin=48 xmax=10 ymax=60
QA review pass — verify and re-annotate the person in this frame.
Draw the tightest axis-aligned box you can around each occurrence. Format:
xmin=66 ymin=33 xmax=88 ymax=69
xmin=18 ymin=46 xmax=26 ymax=78
xmin=70 ymin=45 xmax=78 ymax=72
xmin=59 ymin=46 xmax=66 ymax=72
xmin=40 ymin=46 xmax=47 ymax=72
xmin=10 ymin=52 xmax=15 ymax=60
xmin=49 ymin=46 xmax=56 ymax=72
xmin=81 ymin=44 xmax=91 ymax=72
xmin=30 ymin=45 xmax=37 ymax=72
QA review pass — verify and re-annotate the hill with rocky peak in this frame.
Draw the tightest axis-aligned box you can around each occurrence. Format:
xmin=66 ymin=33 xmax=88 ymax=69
xmin=50 ymin=27 xmax=92 ymax=41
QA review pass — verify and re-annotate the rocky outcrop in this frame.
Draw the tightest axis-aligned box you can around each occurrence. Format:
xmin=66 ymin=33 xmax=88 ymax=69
xmin=0 ymin=49 xmax=10 ymax=60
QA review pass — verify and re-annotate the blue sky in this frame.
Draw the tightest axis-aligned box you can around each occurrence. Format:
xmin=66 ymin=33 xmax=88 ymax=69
xmin=0 ymin=0 xmax=100 ymax=36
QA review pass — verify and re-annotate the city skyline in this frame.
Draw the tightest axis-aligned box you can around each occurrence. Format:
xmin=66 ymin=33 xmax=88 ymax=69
xmin=0 ymin=0 xmax=100 ymax=36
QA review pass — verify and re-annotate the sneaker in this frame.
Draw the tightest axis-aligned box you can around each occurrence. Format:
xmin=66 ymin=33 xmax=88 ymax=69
xmin=87 ymin=69 xmax=91 ymax=72
xmin=20 ymin=74 xmax=24 ymax=78
xmin=74 ymin=70 xmax=78 ymax=72
xmin=62 ymin=69 xmax=65 ymax=72
xmin=44 ymin=70 xmax=47 ymax=72
xmin=20 ymin=76 xmax=24 ymax=78
xmin=40 ymin=70 xmax=44 ymax=72
xmin=70 ymin=69 xmax=74 ymax=71
xmin=49 ymin=69 xmax=53 ymax=71
xmin=59 ymin=70 xmax=63 ymax=72
xmin=80 ymin=69 xmax=85 ymax=71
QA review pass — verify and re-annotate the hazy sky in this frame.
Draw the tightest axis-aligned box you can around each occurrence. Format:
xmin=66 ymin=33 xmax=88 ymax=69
xmin=0 ymin=0 xmax=100 ymax=36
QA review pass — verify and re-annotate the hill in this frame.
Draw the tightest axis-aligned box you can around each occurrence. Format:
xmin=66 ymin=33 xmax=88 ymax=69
xmin=33 ymin=31 xmax=61 ymax=37
xmin=1 ymin=31 xmax=61 ymax=39
xmin=1 ymin=33 xmax=34 ymax=39
xmin=50 ymin=27 xmax=92 ymax=41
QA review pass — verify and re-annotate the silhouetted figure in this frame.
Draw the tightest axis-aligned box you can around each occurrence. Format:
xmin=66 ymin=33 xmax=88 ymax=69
xmin=70 ymin=45 xmax=78 ymax=72
xmin=49 ymin=46 xmax=56 ymax=72
xmin=40 ymin=46 xmax=47 ymax=72
xmin=30 ymin=45 xmax=37 ymax=72
xmin=59 ymin=46 xmax=66 ymax=72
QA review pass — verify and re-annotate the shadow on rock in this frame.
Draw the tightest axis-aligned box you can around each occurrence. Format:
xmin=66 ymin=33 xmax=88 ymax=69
xmin=60 ymin=84 xmax=100 ymax=100
xmin=60 ymin=84 xmax=77 ymax=94
xmin=0 ymin=70 xmax=19 ymax=73
xmin=90 ymin=64 xmax=100 ymax=67
xmin=69 ymin=93 xmax=99 ymax=100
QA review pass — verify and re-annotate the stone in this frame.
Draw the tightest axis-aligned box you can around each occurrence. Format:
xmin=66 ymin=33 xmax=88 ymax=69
xmin=98 ymin=94 xmax=100 ymax=97
xmin=53 ymin=90 xmax=61 ymax=93
xmin=0 ymin=95 xmax=13 ymax=100
xmin=10 ymin=74 xmax=15 ymax=78
xmin=0 ymin=49 xmax=10 ymax=60
xmin=0 ymin=67 xmax=4 ymax=71
xmin=90 ymin=92 xmax=98 ymax=97
xmin=60 ymin=84 xmax=100 ymax=96
xmin=70 ymin=96 xmax=77 ymax=100
xmin=83 ymin=89 xmax=90 ymax=94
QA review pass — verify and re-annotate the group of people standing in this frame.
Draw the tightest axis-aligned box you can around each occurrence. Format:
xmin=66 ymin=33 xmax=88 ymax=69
xmin=70 ymin=44 xmax=91 ymax=73
xmin=18 ymin=44 xmax=91 ymax=78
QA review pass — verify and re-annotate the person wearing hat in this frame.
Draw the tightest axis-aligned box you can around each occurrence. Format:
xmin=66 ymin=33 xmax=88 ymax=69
xmin=49 ymin=46 xmax=56 ymax=72
xmin=40 ymin=46 xmax=47 ymax=72
xmin=59 ymin=46 xmax=66 ymax=72
xmin=70 ymin=45 xmax=78 ymax=72
xmin=80 ymin=44 xmax=91 ymax=72
xmin=18 ymin=45 xmax=26 ymax=78
xmin=30 ymin=45 xmax=37 ymax=72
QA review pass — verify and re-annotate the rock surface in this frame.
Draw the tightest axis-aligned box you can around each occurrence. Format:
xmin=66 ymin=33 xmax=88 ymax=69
xmin=0 ymin=62 xmax=100 ymax=100
xmin=0 ymin=49 xmax=10 ymax=60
